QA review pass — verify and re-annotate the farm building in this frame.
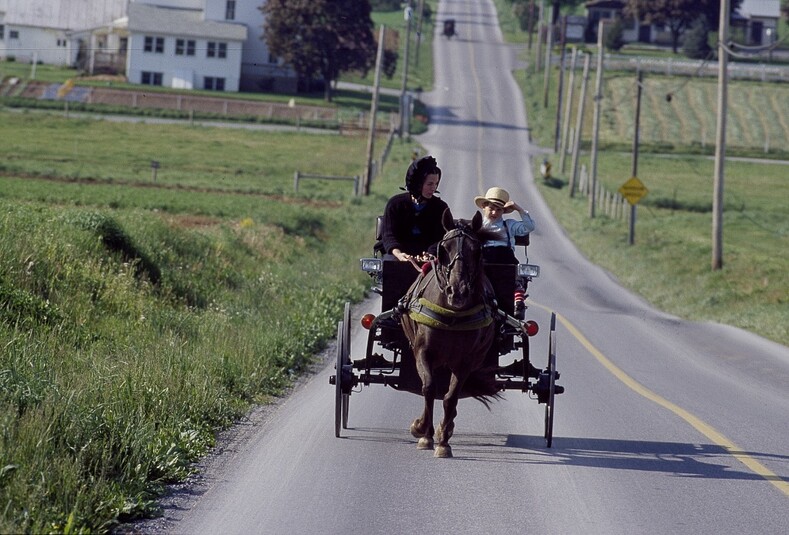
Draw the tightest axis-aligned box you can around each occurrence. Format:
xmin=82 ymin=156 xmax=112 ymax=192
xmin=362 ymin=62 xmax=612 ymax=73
xmin=0 ymin=0 xmax=297 ymax=92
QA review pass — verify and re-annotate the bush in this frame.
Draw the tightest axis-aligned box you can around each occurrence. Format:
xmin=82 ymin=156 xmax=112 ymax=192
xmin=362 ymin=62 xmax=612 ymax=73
xmin=604 ymin=19 xmax=625 ymax=51
xmin=683 ymin=18 xmax=712 ymax=60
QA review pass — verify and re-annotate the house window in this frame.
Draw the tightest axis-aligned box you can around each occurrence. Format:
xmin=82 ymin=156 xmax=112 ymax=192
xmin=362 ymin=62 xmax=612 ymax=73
xmin=141 ymin=71 xmax=163 ymax=86
xmin=0 ymin=25 xmax=4 ymax=39
xmin=10 ymin=30 xmax=19 ymax=39
xmin=267 ymin=52 xmax=278 ymax=64
xmin=204 ymin=77 xmax=225 ymax=91
xmin=119 ymin=37 xmax=128 ymax=54
xmin=144 ymin=36 xmax=164 ymax=53
xmin=225 ymin=1 xmax=236 ymax=20
xmin=176 ymin=39 xmax=196 ymax=56
xmin=207 ymin=42 xmax=227 ymax=59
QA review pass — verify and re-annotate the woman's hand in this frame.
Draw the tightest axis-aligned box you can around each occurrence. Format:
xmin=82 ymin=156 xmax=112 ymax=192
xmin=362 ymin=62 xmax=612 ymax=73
xmin=393 ymin=249 xmax=412 ymax=262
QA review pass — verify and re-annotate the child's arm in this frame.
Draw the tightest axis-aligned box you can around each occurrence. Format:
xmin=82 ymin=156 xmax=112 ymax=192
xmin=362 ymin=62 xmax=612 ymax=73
xmin=509 ymin=202 xmax=535 ymax=235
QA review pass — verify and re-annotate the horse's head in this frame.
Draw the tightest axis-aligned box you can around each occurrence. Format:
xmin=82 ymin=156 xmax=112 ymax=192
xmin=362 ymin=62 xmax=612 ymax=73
xmin=433 ymin=210 xmax=493 ymax=309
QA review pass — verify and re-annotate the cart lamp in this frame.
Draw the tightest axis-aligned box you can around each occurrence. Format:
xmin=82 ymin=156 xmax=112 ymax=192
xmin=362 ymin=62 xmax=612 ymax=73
xmin=361 ymin=314 xmax=376 ymax=330
xmin=523 ymin=320 xmax=539 ymax=337
xmin=518 ymin=264 xmax=540 ymax=278
xmin=360 ymin=258 xmax=383 ymax=274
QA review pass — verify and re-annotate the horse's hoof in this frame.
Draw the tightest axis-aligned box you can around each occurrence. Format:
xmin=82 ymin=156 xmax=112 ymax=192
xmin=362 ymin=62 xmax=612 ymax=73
xmin=417 ymin=438 xmax=434 ymax=450
xmin=435 ymin=445 xmax=453 ymax=458
xmin=410 ymin=421 xmax=422 ymax=439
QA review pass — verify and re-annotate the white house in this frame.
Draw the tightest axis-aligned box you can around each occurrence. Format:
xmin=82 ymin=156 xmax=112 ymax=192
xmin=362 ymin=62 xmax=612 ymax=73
xmin=0 ymin=0 xmax=296 ymax=93
xmin=735 ymin=0 xmax=781 ymax=45
xmin=0 ymin=0 xmax=129 ymax=66
xmin=126 ymin=1 xmax=246 ymax=92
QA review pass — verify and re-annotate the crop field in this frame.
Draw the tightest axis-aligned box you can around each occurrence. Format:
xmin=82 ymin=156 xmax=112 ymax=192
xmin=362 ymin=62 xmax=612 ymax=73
xmin=601 ymin=75 xmax=789 ymax=153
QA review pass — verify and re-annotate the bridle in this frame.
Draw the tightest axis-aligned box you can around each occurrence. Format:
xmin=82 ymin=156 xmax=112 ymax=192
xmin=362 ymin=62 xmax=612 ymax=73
xmin=433 ymin=227 xmax=480 ymax=295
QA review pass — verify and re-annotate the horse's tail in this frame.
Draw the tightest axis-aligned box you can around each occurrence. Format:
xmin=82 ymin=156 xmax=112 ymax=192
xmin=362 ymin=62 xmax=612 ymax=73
xmin=460 ymin=367 xmax=502 ymax=409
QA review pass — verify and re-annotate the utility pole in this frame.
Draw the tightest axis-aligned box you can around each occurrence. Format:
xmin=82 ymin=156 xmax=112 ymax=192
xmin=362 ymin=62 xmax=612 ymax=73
xmin=629 ymin=70 xmax=643 ymax=245
xmin=535 ymin=0 xmax=545 ymax=73
xmin=553 ymin=16 xmax=567 ymax=152
xmin=527 ymin=0 xmax=535 ymax=51
xmin=364 ymin=25 xmax=386 ymax=196
xmin=559 ymin=47 xmax=578 ymax=174
xmin=712 ymin=0 xmax=729 ymax=270
xmin=415 ymin=0 xmax=425 ymax=68
xmin=399 ymin=2 xmax=413 ymax=138
xmin=589 ymin=19 xmax=607 ymax=218
xmin=542 ymin=7 xmax=554 ymax=108
xmin=569 ymin=53 xmax=591 ymax=198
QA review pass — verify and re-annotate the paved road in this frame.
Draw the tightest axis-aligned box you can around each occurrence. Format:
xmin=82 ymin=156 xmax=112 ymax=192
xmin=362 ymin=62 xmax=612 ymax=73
xmin=125 ymin=1 xmax=789 ymax=534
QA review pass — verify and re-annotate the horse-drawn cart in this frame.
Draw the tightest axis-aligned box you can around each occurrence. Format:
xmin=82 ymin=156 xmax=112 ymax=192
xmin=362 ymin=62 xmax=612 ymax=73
xmin=443 ymin=19 xmax=456 ymax=39
xmin=330 ymin=214 xmax=563 ymax=453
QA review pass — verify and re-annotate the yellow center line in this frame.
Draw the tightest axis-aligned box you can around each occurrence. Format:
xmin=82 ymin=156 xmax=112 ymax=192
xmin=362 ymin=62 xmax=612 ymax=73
xmin=528 ymin=299 xmax=789 ymax=498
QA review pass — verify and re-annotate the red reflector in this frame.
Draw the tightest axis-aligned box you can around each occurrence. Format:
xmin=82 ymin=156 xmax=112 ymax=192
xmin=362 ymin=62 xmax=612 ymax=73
xmin=524 ymin=320 xmax=539 ymax=337
xmin=361 ymin=314 xmax=376 ymax=330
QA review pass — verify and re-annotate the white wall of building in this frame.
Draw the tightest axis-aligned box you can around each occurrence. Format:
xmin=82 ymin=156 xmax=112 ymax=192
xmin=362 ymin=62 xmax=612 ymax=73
xmin=127 ymin=32 xmax=242 ymax=91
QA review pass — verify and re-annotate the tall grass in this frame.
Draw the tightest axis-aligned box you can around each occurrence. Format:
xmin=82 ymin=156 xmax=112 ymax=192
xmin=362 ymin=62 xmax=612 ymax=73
xmin=0 ymin=109 xmax=413 ymax=532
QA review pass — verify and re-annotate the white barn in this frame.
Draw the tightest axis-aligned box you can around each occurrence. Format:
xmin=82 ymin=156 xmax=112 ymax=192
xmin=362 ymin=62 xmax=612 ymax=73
xmin=0 ymin=0 xmax=296 ymax=93
xmin=0 ymin=0 xmax=129 ymax=66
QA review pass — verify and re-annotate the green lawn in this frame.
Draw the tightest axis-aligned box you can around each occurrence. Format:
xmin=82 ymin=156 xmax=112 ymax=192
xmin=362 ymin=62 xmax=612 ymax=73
xmin=493 ymin=0 xmax=789 ymax=346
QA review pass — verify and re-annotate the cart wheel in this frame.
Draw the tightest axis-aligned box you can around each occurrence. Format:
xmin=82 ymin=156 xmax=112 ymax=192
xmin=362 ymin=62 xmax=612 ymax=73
xmin=334 ymin=320 xmax=345 ymax=437
xmin=341 ymin=302 xmax=351 ymax=429
xmin=544 ymin=313 xmax=557 ymax=447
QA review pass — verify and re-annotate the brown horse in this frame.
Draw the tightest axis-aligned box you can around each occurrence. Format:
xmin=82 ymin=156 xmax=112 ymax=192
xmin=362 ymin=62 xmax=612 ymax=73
xmin=399 ymin=210 xmax=501 ymax=458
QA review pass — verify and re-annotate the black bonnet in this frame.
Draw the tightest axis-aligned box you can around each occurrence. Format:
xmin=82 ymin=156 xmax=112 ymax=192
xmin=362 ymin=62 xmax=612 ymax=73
xmin=404 ymin=155 xmax=442 ymax=198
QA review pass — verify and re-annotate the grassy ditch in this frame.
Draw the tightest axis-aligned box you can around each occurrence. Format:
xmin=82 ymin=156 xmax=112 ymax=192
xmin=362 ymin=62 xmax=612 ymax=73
xmin=492 ymin=2 xmax=789 ymax=346
xmin=0 ymin=110 xmax=413 ymax=532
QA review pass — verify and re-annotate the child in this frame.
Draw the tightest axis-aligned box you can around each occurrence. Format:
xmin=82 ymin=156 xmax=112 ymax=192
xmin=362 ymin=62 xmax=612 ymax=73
xmin=474 ymin=187 xmax=535 ymax=318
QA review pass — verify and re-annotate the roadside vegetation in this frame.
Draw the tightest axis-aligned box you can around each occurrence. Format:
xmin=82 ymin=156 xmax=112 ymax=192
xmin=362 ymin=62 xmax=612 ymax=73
xmin=493 ymin=0 xmax=788 ymax=346
xmin=0 ymin=108 xmax=415 ymax=532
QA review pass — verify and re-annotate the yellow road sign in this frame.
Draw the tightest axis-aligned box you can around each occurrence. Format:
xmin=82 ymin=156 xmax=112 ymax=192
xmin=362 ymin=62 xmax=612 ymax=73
xmin=619 ymin=176 xmax=648 ymax=205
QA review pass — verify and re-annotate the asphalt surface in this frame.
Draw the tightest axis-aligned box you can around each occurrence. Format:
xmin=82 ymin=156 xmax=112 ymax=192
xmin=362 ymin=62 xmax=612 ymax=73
xmin=119 ymin=1 xmax=789 ymax=534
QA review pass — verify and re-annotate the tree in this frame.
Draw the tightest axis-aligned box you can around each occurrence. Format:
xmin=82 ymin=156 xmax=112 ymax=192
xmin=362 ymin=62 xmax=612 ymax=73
xmin=782 ymin=0 xmax=789 ymax=24
xmin=261 ymin=0 xmax=376 ymax=101
xmin=624 ymin=0 xmax=742 ymax=53
xmin=604 ymin=19 xmax=625 ymax=51
xmin=682 ymin=17 xmax=712 ymax=59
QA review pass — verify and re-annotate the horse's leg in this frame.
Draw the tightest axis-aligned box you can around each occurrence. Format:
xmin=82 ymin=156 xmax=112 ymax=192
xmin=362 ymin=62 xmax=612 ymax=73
xmin=435 ymin=371 xmax=467 ymax=458
xmin=410 ymin=348 xmax=435 ymax=450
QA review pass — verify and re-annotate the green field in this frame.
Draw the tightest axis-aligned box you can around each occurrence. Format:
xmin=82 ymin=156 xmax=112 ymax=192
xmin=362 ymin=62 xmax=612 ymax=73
xmin=494 ymin=0 xmax=789 ymax=346
xmin=0 ymin=108 xmax=417 ymax=532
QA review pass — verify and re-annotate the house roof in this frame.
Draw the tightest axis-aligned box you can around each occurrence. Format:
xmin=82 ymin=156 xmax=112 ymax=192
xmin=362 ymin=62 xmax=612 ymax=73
xmin=737 ymin=0 xmax=781 ymax=19
xmin=0 ymin=0 xmax=129 ymax=31
xmin=127 ymin=2 xmax=246 ymax=41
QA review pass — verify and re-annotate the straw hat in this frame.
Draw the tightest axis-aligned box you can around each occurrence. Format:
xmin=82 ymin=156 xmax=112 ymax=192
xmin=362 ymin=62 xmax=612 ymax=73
xmin=474 ymin=187 xmax=515 ymax=213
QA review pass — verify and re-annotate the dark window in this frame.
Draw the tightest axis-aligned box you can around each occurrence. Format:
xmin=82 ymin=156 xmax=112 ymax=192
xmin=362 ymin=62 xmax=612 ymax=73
xmin=207 ymin=42 xmax=227 ymax=59
xmin=186 ymin=40 xmax=195 ymax=55
xmin=225 ymin=1 xmax=236 ymax=20
xmin=176 ymin=39 xmax=185 ymax=55
xmin=204 ymin=77 xmax=225 ymax=91
xmin=0 ymin=25 xmax=5 ymax=39
xmin=141 ymin=71 xmax=163 ymax=86
xmin=145 ymin=36 xmax=164 ymax=53
xmin=10 ymin=30 xmax=20 ymax=39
